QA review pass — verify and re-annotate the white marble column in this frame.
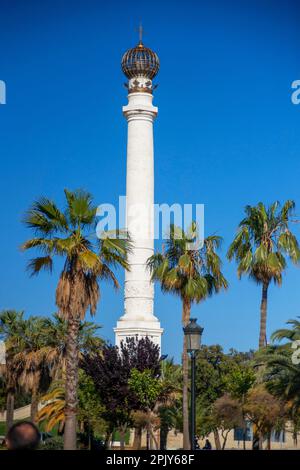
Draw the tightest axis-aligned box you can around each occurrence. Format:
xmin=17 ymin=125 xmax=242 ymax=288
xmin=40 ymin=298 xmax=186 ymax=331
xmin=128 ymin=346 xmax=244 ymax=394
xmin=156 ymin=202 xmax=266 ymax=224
xmin=114 ymin=90 xmax=163 ymax=348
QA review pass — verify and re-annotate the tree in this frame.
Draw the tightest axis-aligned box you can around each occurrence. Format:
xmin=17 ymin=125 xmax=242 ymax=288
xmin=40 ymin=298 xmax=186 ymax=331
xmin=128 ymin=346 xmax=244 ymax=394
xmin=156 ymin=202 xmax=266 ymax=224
xmin=212 ymin=394 xmax=243 ymax=449
xmin=227 ymin=201 xmax=300 ymax=348
xmin=40 ymin=313 xmax=103 ymax=379
xmin=13 ymin=316 xmax=52 ymax=422
xmin=148 ymin=223 xmax=228 ymax=449
xmin=0 ymin=377 xmax=6 ymax=412
xmin=131 ymin=359 xmax=183 ymax=450
xmin=12 ymin=314 xmax=102 ymax=424
xmin=128 ymin=369 xmax=162 ymax=410
xmin=244 ymin=386 xmax=285 ymax=450
xmin=195 ymin=345 xmax=235 ymax=449
xmin=38 ymin=370 xmax=106 ymax=447
xmin=77 ymin=370 xmax=107 ymax=447
xmin=81 ymin=336 xmax=161 ymax=450
xmin=259 ymin=319 xmax=300 ymax=445
xmin=128 ymin=369 xmax=162 ymax=449
xmin=0 ymin=310 xmax=25 ymax=431
xmin=22 ymin=189 xmax=131 ymax=449
xmin=37 ymin=380 xmax=65 ymax=432
xmin=158 ymin=359 xmax=182 ymax=450
xmin=224 ymin=365 xmax=255 ymax=449
xmin=195 ymin=345 xmax=254 ymax=449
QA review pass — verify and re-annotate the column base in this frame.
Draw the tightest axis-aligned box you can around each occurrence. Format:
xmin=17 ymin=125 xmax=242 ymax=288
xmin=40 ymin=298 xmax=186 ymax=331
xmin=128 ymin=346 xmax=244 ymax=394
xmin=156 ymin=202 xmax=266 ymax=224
xmin=114 ymin=319 xmax=163 ymax=349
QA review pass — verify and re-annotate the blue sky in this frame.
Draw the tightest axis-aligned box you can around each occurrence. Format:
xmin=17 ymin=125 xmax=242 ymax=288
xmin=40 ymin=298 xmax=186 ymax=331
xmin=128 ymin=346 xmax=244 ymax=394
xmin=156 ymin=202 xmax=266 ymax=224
xmin=0 ymin=0 xmax=300 ymax=361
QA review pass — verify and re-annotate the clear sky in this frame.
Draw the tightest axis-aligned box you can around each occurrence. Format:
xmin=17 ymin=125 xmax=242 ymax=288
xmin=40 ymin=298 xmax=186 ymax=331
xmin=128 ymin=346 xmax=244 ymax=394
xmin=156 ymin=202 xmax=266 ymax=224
xmin=1 ymin=0 xmax=300 ymax=361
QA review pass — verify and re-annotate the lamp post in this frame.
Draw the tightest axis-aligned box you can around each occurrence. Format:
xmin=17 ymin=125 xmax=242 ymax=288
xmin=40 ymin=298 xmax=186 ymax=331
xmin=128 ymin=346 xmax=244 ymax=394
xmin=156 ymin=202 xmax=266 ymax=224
xmin=183 ymin=318 xmax=203 ymax=451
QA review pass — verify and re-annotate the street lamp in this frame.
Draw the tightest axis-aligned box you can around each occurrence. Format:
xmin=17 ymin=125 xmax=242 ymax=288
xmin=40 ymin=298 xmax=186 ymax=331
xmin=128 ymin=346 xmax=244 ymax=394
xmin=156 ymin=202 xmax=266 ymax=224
xmin=183 ymin=318 xmax=203 ymax=451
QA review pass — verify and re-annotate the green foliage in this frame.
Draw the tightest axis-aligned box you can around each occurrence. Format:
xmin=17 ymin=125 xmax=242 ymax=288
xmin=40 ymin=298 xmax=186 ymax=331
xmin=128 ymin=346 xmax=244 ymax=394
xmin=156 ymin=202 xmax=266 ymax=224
xmin=77 ymin=370 xmax=107 ymax=437
xmin=257 ymin=318 xmax=300 ymax=436
xmin=128 ymin=369 xmax=162 ymax=411
xmin=195 ymin=345 xmax=236 ymax=403
xmin=259 ymin=320 xmax=300 ymax=404
xmin=228 ymin=201 xmax=300 ymax=348
xmin=40 ymin=436 xmax=64 ymax=450
xmin=195 ymin=345 xmax=254 ymax=438
xmin=22 ymin=189 xmax=132 ymax=321
xmin=224 ymin=366 xmax=256 ymax=400
xmin=227 ymin=200 xmax=300 ymax=285
xmin=148 ymin=224 xmax=228 ymax=322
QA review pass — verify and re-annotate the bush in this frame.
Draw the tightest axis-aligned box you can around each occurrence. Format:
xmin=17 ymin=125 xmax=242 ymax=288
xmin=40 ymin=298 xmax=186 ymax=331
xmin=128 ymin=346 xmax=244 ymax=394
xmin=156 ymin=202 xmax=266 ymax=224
xmin=40 ymin=436 xmax=64 ymax=450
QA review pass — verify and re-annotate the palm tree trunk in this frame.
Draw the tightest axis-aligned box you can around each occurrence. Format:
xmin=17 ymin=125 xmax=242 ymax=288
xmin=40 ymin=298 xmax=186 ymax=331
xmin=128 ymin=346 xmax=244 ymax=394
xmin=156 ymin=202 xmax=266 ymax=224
xmin=64 ymin=315 xmax=80 ymax=450
xmin=160 ymin=425 xmax=168 ymax=450
xmin=6 ymin=390 xmax=14 ymax=432
xmin=182 ymin=338 xmax=189 ymax=450
xmin=30 ymin=380 xmax=39 ymax=423
xmin=259 ymin=282 xmax=269 ymax=349
xmin=182 ymin=297 xmax=191 ymax=450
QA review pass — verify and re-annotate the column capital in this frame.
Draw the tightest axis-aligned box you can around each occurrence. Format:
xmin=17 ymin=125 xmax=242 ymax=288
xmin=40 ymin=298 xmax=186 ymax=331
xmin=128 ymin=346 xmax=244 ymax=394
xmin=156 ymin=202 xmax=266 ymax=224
xmin=122 ymin=104 xmax=158 ymax=122
xmin=123 ymin=91 xmax=158 ymax=122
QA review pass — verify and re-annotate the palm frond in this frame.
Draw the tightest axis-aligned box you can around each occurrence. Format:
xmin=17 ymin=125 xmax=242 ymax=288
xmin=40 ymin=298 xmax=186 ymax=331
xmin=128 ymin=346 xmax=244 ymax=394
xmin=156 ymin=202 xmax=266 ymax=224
xmin=27 ymin=256 xmax=53 ymax=276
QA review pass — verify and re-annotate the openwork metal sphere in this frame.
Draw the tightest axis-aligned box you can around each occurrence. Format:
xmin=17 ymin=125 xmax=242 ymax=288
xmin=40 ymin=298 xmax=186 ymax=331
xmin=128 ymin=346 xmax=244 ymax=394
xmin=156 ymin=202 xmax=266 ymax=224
xmin=122 ymin=42 xmax=159 ymax=79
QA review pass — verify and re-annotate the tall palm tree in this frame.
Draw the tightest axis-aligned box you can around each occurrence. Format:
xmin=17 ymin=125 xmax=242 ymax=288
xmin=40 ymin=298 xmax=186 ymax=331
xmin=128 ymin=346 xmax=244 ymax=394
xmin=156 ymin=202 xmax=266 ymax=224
xmin=227 ymin=201 xmax=300 ymax=349
xmin=0 ymin=310 xmax=25 ymax=431
xmin=147 ymin=223 xmax=228 ymax=449
xmin=22 ymin=189 xmax=131 ymax=449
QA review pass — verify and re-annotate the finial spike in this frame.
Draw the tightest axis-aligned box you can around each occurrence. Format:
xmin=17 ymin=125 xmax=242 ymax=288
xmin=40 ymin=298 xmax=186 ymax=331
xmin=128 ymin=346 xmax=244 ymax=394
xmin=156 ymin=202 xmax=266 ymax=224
xmin=139 ymin=23 xmax=143 ymax=44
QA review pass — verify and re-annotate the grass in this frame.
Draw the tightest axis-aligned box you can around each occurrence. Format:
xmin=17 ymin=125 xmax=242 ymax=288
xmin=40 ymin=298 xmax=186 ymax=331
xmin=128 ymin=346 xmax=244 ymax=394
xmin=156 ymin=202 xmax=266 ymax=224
xmin=0 ymin=418 xmax=30 ymax=436
xmin=0 ymin=418 xmax=59 ymax=437
xmin=112 ymin=429 xmax=130 ymax=445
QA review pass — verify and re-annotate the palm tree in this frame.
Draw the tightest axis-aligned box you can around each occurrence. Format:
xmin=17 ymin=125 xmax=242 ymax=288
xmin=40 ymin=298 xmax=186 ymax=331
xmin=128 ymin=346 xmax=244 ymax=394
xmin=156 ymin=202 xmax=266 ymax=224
xmin=40 ymin=313 xmax=103 ymax=379
xmin=227 ymin=201 xmax=300 ymax=349
xmin=147 ymin=223 xmax=228 ymax=449
xmin=271 ymin=318 xmax=300 ymax=344
xmin=0 ymin=310 xmax=25 ymax=431
xmin=38 ymin=380 xmax=65 ymax=433
xmin=7 ymin=313 xmax=102 ymax=425
xmin=260 ymin=319 xmax=300 ymax=444
xmin=13 ymin=316 xmax=52 ymax=423
xmin=22 ymin=189 xmax=131 ymax=449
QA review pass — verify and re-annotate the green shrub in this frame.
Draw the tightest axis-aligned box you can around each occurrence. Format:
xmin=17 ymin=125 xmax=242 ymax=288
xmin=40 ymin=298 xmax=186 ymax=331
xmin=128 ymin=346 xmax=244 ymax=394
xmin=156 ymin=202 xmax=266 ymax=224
xmin=40 ymin=436 xmax=64 ymax=450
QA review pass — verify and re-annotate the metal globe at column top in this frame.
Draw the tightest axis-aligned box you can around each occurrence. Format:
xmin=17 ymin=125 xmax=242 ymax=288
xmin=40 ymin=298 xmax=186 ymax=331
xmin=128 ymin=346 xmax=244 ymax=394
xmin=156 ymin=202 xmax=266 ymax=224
xmin=121 ymin=34 xmax=159 ymax=94
xmin=114 ymin=32 xmax=163 ymax=349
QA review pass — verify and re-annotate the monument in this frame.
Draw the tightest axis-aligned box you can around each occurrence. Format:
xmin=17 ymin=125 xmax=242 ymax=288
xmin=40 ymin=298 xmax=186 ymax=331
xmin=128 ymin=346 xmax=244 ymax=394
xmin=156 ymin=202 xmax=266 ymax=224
xmin=114 ymin=30 xmax=163 ymax=348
